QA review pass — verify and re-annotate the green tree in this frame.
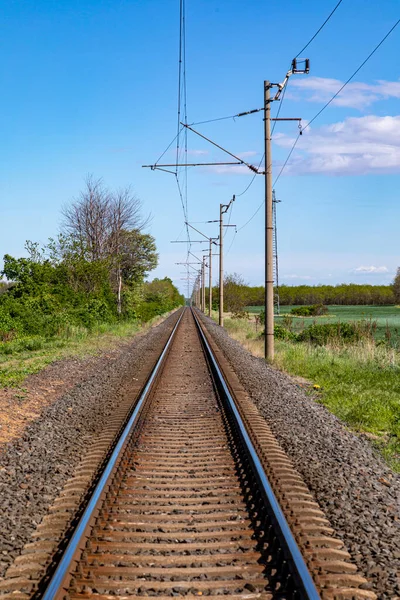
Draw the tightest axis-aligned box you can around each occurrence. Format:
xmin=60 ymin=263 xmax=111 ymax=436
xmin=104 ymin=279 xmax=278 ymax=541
xmin=224 ymin=273 xmax=248 ymax=315
xmin=393 ymin=268 xmax=400 ymax=303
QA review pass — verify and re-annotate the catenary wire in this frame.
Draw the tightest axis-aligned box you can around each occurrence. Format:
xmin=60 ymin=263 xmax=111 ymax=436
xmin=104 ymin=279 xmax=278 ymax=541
xmin=273 ymin=17 xmax=400 ymax=187
xmin=295 ymin=0 xmax=344 ymax=58
xmin=237 ymin=17 xmax=400 ymax=234
xmin=303 ymin=17 xmax=400 ymax=132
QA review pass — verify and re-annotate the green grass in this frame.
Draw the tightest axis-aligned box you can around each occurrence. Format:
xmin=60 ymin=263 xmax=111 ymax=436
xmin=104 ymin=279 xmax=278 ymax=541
xmin=0 ymin=315 xmax=168 ymax=387
xmin=220 ymin=311 xmax=400 ymax=471
xmin=245 ymin=305 xmax=400 ymax=344
xmin=274 ymin=340 xmax=400 ymax=470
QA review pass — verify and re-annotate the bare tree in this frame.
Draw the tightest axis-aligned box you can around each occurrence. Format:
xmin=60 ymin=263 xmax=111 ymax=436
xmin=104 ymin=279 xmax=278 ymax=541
xmin=62 ymin=176 xmax=150 ymax=313
xmin=108 ymin=187 xmax=149 ymax=313
xmin=62 ymin=176 xmax=111 ymax=261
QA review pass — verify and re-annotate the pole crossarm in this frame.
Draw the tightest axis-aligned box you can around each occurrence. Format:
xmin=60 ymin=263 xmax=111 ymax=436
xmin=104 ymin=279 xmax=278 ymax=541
xmin=170 ymin=240 xmax=208 ymax=243
xmin=143 ymin=162 xmax=243 ymax=169
xmin=181 ymin=123 xmax=260 ymax=174
xmin=263 ymin=59 xmax=309 ymax=360
xmin=189 ymin=250 xmax=203 ymax=262
xmin=186 ymin=222 xmax=219 ymax=245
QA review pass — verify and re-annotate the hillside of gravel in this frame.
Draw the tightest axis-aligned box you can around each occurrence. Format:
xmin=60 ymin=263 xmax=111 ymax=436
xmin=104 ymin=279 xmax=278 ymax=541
xmin=199 ymin=311 xmax=400 ymax=600
xmin=0 ymin=310 xmax=181 ymax=577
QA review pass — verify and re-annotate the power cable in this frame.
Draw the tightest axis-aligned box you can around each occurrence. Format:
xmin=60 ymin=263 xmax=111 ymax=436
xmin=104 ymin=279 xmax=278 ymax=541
xmin=303 ymin=17 xmax=400 ymax=132
xmin=272 ymin=16 xmax=400 ymax=187
xmin=238 ymin=16 xmax=400 ymax=232
xmin=154 ymin=128 xmax=183 ymax=166
xmin=235 ymin=82 xmax=287 ymax=200
xmin=273 ymin=134 xmax=301 ymax=186
xmin=190 ymin=114 xmax=241 ymax=126
xmin=295 ymin=0 xmax=344 ymax=58
xmin=226 ymin=230 xmax=237 ymax=255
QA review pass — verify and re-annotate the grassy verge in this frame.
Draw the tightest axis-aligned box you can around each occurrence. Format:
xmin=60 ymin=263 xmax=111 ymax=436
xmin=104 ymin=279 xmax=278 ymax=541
xmin=245 ymin=305 xmax=400 ymax=344
xmin=0 ymin=313 xmax=173 ymax=388
xmin=214 ymin=312 xmax=400 ymax=472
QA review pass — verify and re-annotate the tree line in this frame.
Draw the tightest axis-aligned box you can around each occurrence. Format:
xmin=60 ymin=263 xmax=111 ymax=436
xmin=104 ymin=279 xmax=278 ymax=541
xmin=206 ymin=274 xmax=397 ymax=312
xmin=0 ymin=177 xmax=184 ymax=342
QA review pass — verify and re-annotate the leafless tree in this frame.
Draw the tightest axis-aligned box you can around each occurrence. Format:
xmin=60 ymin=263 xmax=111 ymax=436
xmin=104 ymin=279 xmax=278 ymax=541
xmin=62 ymin=176 xmax=150 ymax=313
xmin=108 ymin=187 xmax=149 ymax=312
xmin=62 ymin=176 xmax=111 ymax=261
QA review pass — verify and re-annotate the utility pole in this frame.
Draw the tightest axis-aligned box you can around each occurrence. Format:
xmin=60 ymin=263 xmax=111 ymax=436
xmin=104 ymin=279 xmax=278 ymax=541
xmin=272 ymin=189 xmax=281 ymax=315
xmin=184 ymin=222 xmax=218 ymax=317
xmin=264 ymin=58 xmax=309 ymax=361
xmin=208 ymin=237 xmax=218 ymax=317
xmin=265 ymin=81 xmax=274 ymax=361
xmin=208 ymin=239 xmax=212 ymax=317
xmin=216 ymin=196 xmax=235 ymax=327
xmin=201 ymin=256 xmax=207 ymax=312
xmin=219 ymin=205 xmax=223 ymax=324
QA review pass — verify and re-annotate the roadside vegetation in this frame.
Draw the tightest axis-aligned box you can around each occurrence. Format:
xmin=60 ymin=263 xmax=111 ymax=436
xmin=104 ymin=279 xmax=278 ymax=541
xmin=209 ymin=272 xmax=400 ymax=471
xmin=0 ymin=177 xmax=184 ymax=386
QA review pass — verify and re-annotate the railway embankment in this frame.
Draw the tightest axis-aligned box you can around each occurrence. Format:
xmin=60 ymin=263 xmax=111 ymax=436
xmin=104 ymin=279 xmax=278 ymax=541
xmin=0 ymin=310 xmax=181 ymax=578
xmin=198 ymin=312 xmax=400 ymax=600
xmin=0 ymin=308 xmax=376 ymax=599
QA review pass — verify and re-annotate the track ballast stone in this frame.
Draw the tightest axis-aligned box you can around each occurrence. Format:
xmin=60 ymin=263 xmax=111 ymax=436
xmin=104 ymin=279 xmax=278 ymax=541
xmin=0 ymin=311 xmax=180 ymax=578
xmin=198 ymin=312 xmax=400 ymax=600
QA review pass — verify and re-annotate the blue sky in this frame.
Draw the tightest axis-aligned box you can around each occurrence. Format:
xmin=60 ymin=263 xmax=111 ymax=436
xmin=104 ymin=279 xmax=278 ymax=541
xmin=1 ymin=0 xmax=400 ymax=294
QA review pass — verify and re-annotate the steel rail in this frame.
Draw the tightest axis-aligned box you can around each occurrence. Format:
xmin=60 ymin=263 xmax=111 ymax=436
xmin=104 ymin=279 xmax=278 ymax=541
xmin=192 ymin=308 xmax=321 ymax=600
xmin=41 ymin=309 xmax=185 ymax=600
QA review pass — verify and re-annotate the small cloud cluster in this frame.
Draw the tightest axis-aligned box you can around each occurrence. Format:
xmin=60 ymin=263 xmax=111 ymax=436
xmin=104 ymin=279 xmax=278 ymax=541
xmin=353 ymin=265 xmax=389 ymax=274
xmin=274 ymin=115 xmax=400 ymax=176
xmin=282 ymin=274 xmax=313 ymax=280
xmin=289 ymin=76 xmax=400 ymax=109
xmin=187 ymin=149 xmax=209 ymax=156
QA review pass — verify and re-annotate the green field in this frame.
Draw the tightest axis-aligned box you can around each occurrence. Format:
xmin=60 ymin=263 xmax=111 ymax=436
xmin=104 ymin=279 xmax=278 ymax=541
xmin=222 ymin=306 xmax=400 ymax=470
xmin=245 ymin=305 xmax=400 ymax=344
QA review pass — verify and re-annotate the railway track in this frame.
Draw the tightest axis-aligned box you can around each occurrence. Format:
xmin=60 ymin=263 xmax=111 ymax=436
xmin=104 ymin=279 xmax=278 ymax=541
xmin=0 ymin=308 xmax=376 ymax=600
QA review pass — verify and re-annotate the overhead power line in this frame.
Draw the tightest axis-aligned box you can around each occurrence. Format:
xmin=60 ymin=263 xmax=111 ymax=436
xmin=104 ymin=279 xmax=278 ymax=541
xmin=272 ymin=16 xmax=400 ymax=188
xmin=295 ymin=0 xmax=344 ymax=58
xmin=237 ymin=16 xmax=400 ymax=234
xmin=303 ymin=17 xmax=400 ymax=132
xmin=234 ymin=1 xmax=341 ymax=203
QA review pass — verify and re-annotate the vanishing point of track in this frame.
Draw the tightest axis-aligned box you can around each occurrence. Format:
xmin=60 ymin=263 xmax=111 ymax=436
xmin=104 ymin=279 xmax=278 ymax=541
xmin=0 ymin=308 xmax=376 ymax=600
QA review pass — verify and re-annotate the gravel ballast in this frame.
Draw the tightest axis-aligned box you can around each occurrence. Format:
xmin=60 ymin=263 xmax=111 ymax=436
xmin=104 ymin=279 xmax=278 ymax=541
xmin=0 ymin=311 xmax=180 ymax=577
xmin=199 ymin=312 xmax=400 ymax=600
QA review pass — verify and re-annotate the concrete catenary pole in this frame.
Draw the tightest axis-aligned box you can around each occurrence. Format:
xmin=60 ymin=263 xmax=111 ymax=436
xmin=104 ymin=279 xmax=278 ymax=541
xmin=202 ymin=257 xmax=206 ymax=312
xmin=219 ymin=203 xmax=224 ymax=326
xmin=208 ymin=239 xmax=213 ymax=317
xmin=218 ymin=197 xmax=235 ymax=327
xmin=264 ymin=81 xmax=274 ymax=361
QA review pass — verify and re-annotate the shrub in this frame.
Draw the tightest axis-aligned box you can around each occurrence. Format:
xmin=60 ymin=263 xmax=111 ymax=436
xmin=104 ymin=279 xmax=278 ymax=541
xmin=260 ymin=324 xmax=297 ymax=341
xmin=291 ymin=304 xmax=328 ymax=317
xmin=297 ymin=322 xmax=362 ymax=345
xmin=274 ymin=324 xmax=297 ymax=341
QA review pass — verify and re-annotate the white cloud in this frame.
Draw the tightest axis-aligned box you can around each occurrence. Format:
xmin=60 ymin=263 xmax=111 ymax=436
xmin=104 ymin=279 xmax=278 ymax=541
xmin=202 ymin=164 xmax=252 ymax=175
xmin=289 ymin=77 xmax=400 ymax=109
xmin=282 ymin=274 xmax=313 ymax=280
xmin=353 ymin=266 xmax=389 ymax=274
xmin=237 ymin=151 xmax=258 ymax=158
xmin=274 ymin=115 xmax=400 ymax=175
xmin=187 ymin=149 xmax=209 ymax=156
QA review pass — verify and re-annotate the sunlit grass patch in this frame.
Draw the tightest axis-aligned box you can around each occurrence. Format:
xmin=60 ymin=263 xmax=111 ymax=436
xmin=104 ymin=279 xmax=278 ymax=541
xmin=0 ymin=312 xmax=172 ymax=388
xmin=215 ymin=314 xmax=400 ymax=472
